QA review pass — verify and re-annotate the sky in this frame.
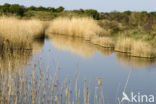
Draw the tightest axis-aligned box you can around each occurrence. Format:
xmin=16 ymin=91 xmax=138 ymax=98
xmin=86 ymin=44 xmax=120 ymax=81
xmin=0 ymin=0 xmax=156 ymax=12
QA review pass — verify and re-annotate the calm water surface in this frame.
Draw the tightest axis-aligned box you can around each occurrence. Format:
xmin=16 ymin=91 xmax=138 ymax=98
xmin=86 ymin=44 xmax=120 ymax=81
xmin=0 ymin=35 xmax=156 ymax=104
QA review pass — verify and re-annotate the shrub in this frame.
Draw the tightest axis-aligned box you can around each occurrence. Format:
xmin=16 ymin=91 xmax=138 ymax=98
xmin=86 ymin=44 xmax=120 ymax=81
xmin=56 ymin=6 xmax=64 ymax=12
xmin=98 ymin=20 xmax=123 ymax=35
xmin=9 ymin=4 xmax=25 ymax=16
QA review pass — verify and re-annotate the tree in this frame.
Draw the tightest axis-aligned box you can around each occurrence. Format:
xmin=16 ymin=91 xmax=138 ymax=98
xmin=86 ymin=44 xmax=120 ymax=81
xmin=1 ymin=3 xmax=11 ymax=13
xmin=28 ymin=6 xmax=37 ymax=11
xmin=48 ymin=7 xmax=56 ymax=12
xmin=9 ymin=4 xmax=25 ymax=16
xmin=56 ymin=6 xmax=64 ymax=12
xmin=37 ymin=6 xmax=47 ymax=11
xmin=85 ymin=9 xmax=99 ymax=20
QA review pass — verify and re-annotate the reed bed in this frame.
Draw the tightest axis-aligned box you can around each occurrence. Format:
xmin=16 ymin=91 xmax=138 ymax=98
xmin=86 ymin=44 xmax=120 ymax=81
xmin=90 ymin=36 xmax=155 ymax=58
xmin=91 ymin=36 xmax=115 ymax=48
xmin=131 ymin=41 xmax=155 ymax=58
xmin=47 ymin=17 xmax=103 ymax=40
xmin=115 ymin=37 xmax=156 ymax=58
xmin=0 ymin=17 xmax=44 ymax=50
xmin=115 ymin=38 xmax=134 ymax=53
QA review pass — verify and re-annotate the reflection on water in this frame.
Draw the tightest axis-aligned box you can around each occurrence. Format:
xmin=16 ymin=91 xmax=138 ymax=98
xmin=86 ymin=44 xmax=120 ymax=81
xmin=0 ymin=39 xmax=45 ymax=103
xmin=0 ymin=50 xmax=32 ymax=73
xmin=49 ymin=34 xmax=96 ymax=58
xmin=50 ymin=34 xmax=114 ymax=58
xmin=95 ymin=45 xmax=114 ymax=56
xmin=0 ymin=39 xmax=44 ymax=73
xmin=49 ymin=34 xmax=156 ymax=68
xmin=116 ymin=52 xmax=156 ymax=69
xmin=32 ymin=39 xmax=44 ymax=54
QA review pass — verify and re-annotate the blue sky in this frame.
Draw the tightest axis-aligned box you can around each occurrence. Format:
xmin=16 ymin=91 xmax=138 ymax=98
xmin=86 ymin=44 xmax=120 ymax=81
xmin=0 ymin=0 xmax=156 ymax=12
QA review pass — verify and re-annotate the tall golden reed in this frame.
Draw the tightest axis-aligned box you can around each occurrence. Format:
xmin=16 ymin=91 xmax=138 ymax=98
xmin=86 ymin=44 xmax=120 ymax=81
xmin=115 ymin=37 xmax=156 ymax=58
xmin=47 ymin=17 xmax=103 ymax=40
xmin=91 ymin=36 xmax=115 ymax=48
xmin=0 ymin=17 xmax=44 ymax=49
xmin=115 ymin=38 xmax=134 ymax=53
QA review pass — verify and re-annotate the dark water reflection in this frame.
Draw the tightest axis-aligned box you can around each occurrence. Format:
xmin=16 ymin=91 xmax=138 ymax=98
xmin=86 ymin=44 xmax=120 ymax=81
xmin=0 ymin=34 xmax=156 ymax=104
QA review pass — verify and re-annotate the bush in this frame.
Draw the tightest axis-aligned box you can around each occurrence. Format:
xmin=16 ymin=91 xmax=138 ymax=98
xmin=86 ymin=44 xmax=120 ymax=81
xmin=85 ymin=9 xmax=99 ymax=20
xmin=9 ymin=4 xmax=25 ymax=16
xmin=56 ymin=6 xmax=64 ymax=12
xmin=98 ymin=20 xmax=123 ymax=35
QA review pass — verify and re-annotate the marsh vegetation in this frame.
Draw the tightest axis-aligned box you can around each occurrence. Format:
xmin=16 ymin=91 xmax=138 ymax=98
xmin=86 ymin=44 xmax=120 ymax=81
xmin=0 ymin=3 xmax=156 ymax=58
xmin=0 ymin=3 xmax=156 ymax=104
xmin=47 ymin=17 xmax=103 ymax=40
xmin=0 ymin=17 xmax=44 ymax=51
xmin=47 ymin=17 xmax=156 ymax=58
xmin=1 ymin=16 xmax=155 ymax=58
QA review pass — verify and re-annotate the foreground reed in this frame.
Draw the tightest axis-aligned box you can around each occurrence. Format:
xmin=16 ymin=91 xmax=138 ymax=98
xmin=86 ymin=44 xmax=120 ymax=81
xmin=47 ymin=17 xmax=103 ymax=40
xmin=0 ymin=52 xmax=105 ymax=104
xmin=0 ymin=17 xmax=44 ymax=50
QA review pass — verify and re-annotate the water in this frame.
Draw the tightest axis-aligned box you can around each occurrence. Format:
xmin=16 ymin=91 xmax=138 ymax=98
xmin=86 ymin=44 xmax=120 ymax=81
xmin=0 ymin=34 xmax=156 ymax=104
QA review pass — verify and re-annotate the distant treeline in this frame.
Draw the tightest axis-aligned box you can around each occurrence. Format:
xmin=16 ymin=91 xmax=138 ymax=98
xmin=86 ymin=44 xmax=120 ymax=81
xmin=0 ymin=3 xmax=99 ymax=17
xmin=1 ymin=3 xmax=156 ymax=19
xmin=0 ymin=3 xmax=65 ymax=15
xmin=0 ymin=3 xmax=100 ymax=19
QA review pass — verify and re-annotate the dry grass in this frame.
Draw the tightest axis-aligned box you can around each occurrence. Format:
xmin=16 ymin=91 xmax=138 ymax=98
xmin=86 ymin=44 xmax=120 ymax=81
xmin=115 ymin=38 xmax=134 ymax=53
xmin=0 ymin=17 xmax=44 ymax=50
xmin=91 ymin=36 xmax=115 ymax=48
xmin=47 ymin=17 xmax=103 ymax=40
xmin=115 ymin=37 xmax=156 ymax=58
xmin=131 ymin=41 xmax=156 ymax=58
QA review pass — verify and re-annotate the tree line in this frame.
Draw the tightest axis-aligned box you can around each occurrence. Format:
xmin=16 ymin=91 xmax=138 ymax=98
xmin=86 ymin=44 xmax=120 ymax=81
xmin=0 ymin=3 xmax=65 ymax=16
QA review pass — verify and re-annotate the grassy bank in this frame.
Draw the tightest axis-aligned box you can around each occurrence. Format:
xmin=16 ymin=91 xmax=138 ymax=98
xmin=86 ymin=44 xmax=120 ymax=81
xmin=0 ymin=17 xmax=44 ymax=50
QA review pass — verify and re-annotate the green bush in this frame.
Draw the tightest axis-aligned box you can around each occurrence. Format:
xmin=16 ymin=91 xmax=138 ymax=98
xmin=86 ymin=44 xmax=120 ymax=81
xmin=9 ymin=4 xmax=25 ymax=16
